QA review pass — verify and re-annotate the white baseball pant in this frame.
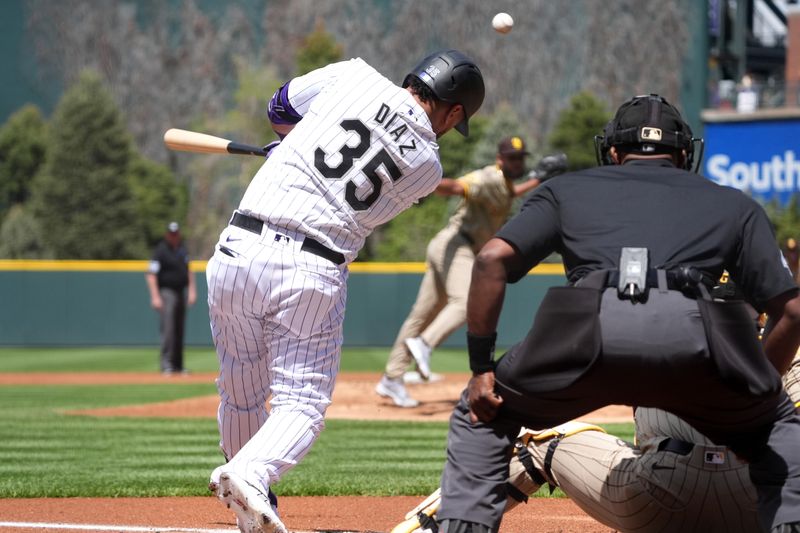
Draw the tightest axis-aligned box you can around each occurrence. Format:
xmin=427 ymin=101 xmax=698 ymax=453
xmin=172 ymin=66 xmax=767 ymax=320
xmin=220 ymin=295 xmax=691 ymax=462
xmin=206 ymin=222 xmax=347 ymax=492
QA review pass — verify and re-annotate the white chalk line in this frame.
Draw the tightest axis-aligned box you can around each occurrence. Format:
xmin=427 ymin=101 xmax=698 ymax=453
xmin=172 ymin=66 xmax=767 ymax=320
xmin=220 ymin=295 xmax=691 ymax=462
xmin=0 ymin=522 xmax=237 ymax=533
xmin=0 ymin=523 xmax=342 ymax=533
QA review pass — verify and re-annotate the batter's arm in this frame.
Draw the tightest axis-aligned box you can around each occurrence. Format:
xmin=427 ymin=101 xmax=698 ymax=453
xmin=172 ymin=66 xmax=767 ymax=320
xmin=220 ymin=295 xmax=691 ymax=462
xmin=270 ymin=122 xmax=295 ymax=138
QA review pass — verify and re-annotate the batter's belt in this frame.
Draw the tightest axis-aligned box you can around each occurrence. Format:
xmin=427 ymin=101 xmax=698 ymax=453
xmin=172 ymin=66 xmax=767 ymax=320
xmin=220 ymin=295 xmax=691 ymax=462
xmin=230 ymin=211 xmax=345 ymax=265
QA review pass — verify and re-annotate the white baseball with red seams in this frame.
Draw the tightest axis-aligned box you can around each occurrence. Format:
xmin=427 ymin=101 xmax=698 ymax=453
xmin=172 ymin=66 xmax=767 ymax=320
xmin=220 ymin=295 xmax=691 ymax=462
xmin=492 ymin=12 xmax=514 ymax=34
xmin=206 ymin=57 xmax=442 ymax=496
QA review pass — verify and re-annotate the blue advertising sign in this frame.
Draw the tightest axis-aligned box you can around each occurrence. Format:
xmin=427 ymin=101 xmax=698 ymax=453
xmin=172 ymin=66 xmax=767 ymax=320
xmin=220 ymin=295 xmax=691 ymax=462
xmin=703 ymin=119 xmax=800 ymax=207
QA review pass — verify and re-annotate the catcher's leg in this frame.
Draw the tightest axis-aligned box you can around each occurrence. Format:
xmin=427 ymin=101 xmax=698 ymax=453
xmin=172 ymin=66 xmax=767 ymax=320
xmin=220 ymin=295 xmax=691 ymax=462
xmin=390 ymin=488 xmax=441 ymax=533
xmin=391 ymin=422 xmax=606 ymax=533
xmin=783 ymin=347 xmax=800 ymax=408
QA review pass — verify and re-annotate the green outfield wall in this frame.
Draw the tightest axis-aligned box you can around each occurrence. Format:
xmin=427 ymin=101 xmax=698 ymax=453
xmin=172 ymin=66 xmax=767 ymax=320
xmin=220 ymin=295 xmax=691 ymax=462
xmin=0 ymin=261 xmax=566 ymax=347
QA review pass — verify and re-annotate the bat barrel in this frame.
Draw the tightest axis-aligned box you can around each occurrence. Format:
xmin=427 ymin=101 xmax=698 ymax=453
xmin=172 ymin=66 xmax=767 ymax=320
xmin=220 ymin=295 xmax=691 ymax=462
xmin=163 ymin=128 xmax=267 ymax=157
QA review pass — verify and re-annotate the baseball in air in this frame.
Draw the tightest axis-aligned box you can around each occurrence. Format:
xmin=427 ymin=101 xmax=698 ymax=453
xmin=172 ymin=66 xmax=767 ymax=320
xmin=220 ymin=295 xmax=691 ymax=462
xmin=492 ymin=12 xmax=514 ymax=34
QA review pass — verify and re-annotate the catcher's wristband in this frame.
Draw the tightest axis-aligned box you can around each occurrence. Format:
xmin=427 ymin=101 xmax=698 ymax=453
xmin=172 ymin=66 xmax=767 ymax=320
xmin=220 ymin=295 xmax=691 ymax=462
xmin=467 ymin=331 xmax=497 ymax=374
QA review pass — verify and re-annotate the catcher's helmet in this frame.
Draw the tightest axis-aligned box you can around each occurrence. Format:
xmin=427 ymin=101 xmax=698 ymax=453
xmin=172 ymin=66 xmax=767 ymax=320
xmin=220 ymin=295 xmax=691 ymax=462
xmin=403 ymin=49 xmax=485 ymax=137
xmin=594 ymin=94 xmax=704 ymax=172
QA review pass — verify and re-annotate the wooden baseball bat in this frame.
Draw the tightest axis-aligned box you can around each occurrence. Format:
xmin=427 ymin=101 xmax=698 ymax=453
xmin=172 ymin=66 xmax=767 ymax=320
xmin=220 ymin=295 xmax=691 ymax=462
xmin=163 ymin=128 xmax=268 ymax=157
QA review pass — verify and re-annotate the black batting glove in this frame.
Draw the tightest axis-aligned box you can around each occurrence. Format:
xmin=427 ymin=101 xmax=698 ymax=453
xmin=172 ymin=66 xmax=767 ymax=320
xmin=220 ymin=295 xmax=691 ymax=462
xmin=262 ymin=140 xmax=281 ymax=159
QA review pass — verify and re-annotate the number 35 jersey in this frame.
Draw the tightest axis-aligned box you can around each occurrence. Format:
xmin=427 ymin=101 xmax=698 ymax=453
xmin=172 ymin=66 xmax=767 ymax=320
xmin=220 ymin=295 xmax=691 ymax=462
xmin=238 ymin=58 xmax=443 ymax=264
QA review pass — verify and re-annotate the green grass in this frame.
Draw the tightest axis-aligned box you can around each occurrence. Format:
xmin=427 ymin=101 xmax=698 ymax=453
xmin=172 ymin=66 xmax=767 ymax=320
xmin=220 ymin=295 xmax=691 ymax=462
xmin=0 ymin=347 xmax=634 ymax=498
xmin=0 ymin=346 xmax=472 ymax=373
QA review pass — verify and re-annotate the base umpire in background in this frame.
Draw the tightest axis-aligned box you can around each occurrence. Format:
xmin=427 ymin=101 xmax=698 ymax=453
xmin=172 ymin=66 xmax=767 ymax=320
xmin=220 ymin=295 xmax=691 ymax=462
xmin=437 ymin=94 xmax=800 ymax=533
xmin=146 ymin=221 xmax=196 ymax=374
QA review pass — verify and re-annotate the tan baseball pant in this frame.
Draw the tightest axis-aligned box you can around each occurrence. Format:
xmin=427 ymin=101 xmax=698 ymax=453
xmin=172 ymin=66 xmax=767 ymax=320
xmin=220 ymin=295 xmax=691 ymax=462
xmin=384 ymin=227 xmax=474 ymax=379
xmin=508 ymin=350 xmax=800 ymax=533
xmin=512 ymin=425 xmax=759 ymax=533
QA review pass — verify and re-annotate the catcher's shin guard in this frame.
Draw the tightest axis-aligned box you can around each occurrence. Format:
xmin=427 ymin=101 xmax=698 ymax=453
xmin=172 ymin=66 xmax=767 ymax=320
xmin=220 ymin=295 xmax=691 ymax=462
xmin=391 ymin=422 xmax=608 ymax=532
xmin=505 ymin=422 xmax=607 ymax=512
xmin=391 ymin=488 xmax=441 ymax=533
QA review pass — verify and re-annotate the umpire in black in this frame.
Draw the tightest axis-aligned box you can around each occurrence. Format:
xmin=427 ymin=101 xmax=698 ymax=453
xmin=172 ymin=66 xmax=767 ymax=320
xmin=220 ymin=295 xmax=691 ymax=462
xmin=437 ymin=95 xmax=800 ymax=533
xmin=146 ymin=221 xmax=197 ymax=374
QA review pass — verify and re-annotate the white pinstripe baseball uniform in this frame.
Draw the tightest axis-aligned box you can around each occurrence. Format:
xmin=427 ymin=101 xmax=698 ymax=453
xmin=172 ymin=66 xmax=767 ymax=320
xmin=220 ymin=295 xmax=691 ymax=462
xmin=206 ymin=57 xmax=442 ymax=495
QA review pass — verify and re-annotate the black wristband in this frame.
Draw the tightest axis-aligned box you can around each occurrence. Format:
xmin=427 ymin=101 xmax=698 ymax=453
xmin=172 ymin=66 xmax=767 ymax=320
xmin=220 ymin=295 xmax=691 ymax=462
xmin=467 ymin=331 xmax=497 ymax=374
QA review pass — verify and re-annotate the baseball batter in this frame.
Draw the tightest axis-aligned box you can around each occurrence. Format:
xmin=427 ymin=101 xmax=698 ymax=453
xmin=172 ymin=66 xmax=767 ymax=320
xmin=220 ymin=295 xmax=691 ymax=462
xmin=205 ymin=50 xmax=485 ymax=533
xmin=394 ymin=348 xmax=800 ymax=533
xmin=378 ymin=138 xmax=567 ymax=407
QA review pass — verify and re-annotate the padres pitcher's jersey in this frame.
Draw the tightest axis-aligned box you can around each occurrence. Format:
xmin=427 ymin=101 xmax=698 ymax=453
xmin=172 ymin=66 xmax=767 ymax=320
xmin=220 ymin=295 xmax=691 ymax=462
xmin=238 ymin=58 xmax=442 ymax=263
xmin=446 ymin=165 xmax=514 ymax=250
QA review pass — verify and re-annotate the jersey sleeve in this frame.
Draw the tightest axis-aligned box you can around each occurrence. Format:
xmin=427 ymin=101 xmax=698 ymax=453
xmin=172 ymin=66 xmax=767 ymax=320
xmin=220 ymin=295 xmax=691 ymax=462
xmin=730 ymin=202 xmax=799 ymax=309
xmin=458 ymin=170 xmax=483 ymax=202
xmin=284 ymin=59 xmax=355 ymax=117
xmin=495 ymin=185 xmax=561 ymax=282
xmin=148 ymin=243 xmax=163 ymax=274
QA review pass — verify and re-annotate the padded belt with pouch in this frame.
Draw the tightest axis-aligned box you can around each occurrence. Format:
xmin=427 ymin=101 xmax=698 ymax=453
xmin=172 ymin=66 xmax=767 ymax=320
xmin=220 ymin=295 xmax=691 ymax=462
xmin=495 ymin=265 xmax=780 ymax=398
xmin=581 ymin=267 xmax=780 ymax=397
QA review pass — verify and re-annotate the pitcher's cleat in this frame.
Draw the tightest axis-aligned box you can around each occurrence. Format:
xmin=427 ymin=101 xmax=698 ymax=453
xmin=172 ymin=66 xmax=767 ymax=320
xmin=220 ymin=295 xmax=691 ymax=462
xmin=405 ymin=337 xmax=432 ymax=380
xmin=376 ymin=374 xmax=419 ymax=408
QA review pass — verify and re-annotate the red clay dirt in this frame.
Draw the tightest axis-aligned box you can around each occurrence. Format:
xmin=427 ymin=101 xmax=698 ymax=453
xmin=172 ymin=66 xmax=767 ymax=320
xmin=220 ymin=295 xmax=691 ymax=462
xmin=0 ymin=371 xmax=626 ymax=532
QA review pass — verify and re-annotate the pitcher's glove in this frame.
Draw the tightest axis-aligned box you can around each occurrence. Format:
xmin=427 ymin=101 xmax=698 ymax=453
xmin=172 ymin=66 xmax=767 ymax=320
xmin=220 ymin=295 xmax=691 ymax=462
xmin=531 ymin=152 xmax=568 ymax=181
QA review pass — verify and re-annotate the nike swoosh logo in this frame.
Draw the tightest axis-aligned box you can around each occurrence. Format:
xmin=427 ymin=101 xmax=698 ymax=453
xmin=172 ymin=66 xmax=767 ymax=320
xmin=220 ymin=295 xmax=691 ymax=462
xmin=225 ymin=235 xmax=242 ymax=243
xmin=218 ymin=245 xmax=237 ymax=258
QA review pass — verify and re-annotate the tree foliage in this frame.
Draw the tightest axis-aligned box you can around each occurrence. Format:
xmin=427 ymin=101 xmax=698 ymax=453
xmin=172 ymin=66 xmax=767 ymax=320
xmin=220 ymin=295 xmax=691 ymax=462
xmin=766 ymin=197 xmax=800 ymax=250
xmin=296 ymin=21 xmax=343 ymax=76
xmin=438 ymin=116 xmax=488 ymax=178
xmin=21 ymin=0 xmax=695 ymax=260
xmin=30 ymin=71 xmax=146 ymax=259
xmin=181 ymin=59 xmax=285 ymax=257
xmin=470 ymin=103 xmax=531 ymax=168
xmin=0 ymin=105 xmax=47 ymax=219
xmin=0 ymin=205 xmax=51 ymax=259
xmin=128 ymin=156 xmax=188 ymax=248
xmin=548 ymin=91 xmax=611 ymax=171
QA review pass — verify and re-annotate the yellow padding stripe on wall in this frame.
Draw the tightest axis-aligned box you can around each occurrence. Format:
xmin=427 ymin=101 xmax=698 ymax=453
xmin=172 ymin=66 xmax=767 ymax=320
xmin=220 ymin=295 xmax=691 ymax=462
xmin=0 ymin=260 xmax=566 ymax=276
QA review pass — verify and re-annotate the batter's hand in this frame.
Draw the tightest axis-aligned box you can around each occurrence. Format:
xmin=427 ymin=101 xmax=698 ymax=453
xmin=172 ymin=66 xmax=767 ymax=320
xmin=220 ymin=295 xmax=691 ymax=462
xmin=262 ymin=140 xmax=280 ymax=159
xmin=468 ymin=371 xmax=503 ymax=423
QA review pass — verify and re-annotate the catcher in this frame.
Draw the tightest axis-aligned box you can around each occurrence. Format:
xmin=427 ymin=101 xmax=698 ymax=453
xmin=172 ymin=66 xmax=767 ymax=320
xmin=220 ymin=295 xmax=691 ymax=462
xmin=393 ymin=343 xmax=800 ymax=533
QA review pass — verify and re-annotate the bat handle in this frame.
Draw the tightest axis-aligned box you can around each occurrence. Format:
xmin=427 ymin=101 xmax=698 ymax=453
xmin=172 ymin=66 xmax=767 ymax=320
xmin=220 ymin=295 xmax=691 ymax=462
xmin=227 ymin=142 xmax=269 ymax=157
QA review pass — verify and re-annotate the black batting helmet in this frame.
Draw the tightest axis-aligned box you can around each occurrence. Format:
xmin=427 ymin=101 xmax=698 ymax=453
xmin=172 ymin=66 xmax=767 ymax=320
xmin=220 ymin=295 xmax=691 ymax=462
xmin=594 ymin=94 xmax=704 ymax=172
xmin=403 ymin=49 xmax=485 ymax=137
